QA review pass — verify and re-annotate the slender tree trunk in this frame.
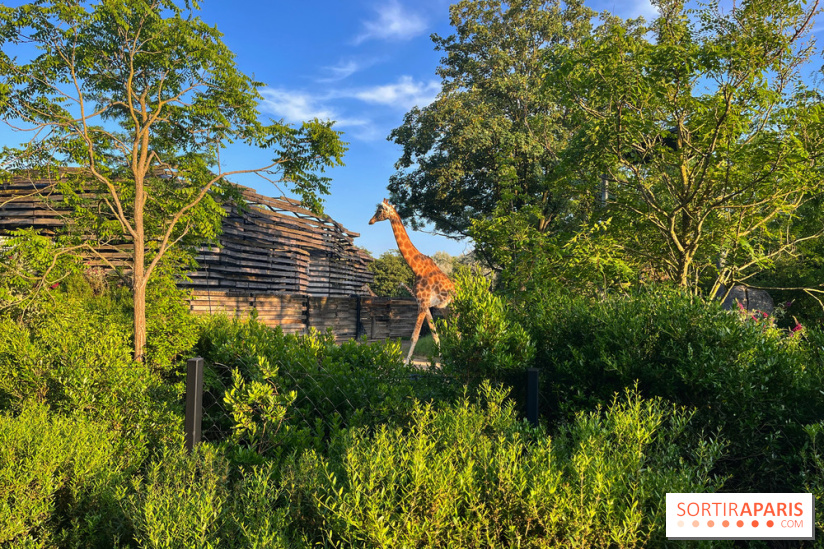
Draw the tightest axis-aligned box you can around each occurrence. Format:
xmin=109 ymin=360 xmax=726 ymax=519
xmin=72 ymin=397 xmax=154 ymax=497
xmin=133 ymin=167 xmax=147 ymax=362
xmin=133 ymin=275 xmax=147 ymax=362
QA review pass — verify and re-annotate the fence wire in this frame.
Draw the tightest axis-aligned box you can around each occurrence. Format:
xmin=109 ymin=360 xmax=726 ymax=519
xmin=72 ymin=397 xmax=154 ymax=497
xmin=194 ymin=358 xmax=459 ymax=447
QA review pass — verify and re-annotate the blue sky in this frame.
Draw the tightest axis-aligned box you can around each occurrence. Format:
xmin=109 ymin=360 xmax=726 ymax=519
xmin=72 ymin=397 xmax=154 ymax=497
xmin=9 ymin=0 xmax=808 ymax=257
xmin=190 ymin=0 xmax=662 ymax=257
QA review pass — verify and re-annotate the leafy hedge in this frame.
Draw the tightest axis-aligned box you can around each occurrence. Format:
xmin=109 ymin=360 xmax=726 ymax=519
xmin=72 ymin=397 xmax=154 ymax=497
xmin=281 ymin=383 xmax=724 ymax=548
xmin=438 ymin=277 xmax=824 ymax=494
xmin=195 ymin=316 xmax=456 ymax=464
xmin=525 ymin=288 xmax=824 ymax=492
xmin=0 ymin=403 xmax=129 ymax=548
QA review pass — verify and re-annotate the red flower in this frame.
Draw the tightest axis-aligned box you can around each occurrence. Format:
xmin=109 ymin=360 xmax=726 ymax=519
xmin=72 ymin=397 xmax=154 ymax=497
xmin=49 ymin=282 xmax=59 ymax=290
xmin=792 ymin=323 xmax=803 ymax=333
xmin=737 ymin=302 xmax=746 ymax=312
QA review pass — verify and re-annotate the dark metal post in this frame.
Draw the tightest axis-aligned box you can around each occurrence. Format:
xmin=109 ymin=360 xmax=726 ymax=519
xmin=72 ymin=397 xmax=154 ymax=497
xmin=526 ymin=368 xmax=539 ymax=427
xmin=184 ymin=357 xmax=204 ymax=452
xmin=304 ymin=295 xmax=311 ymax=335
xmin=353 ymin=294 xmax=363 ymax=338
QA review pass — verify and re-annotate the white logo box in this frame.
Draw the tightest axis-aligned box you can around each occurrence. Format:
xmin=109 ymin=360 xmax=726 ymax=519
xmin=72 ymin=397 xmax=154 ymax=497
xmin=666 ymin=493 xmax=814 ymax=540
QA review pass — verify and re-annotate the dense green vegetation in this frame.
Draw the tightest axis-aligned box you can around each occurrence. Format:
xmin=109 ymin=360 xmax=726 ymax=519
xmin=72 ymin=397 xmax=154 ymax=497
xmin=3 ymin=0 xmax=824 ymax=547
xmin=2 ymin=268 xmax=823 ymax=547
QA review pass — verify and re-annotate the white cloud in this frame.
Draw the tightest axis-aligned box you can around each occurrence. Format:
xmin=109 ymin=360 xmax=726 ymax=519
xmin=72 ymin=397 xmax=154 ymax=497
xmin=260 ymin=88 xmax=371 ymax=130
xmin=319 ymin=60 xmax=362 ymax=82
xmin=258 ymin=76 xmax=440 ymax=141
xmin=317 ymin=57 xmax=383 ymax=83
xmin=631 ymin=0 xmax=659 ymax=21
xmin=599 ymin=0 xmax=658 ymax=21
xmin=354 ymin=76 xmax=440 ymax=110
xmin=354 ymin=1 xmax=427 ymax=44
xmin=260 ymin=89 xmax=337 ymax=123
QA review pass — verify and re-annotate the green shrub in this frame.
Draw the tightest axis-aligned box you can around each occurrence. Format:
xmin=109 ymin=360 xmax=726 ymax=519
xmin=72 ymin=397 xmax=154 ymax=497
xmin=282 ymin=383 xmax=724 ymax=548
xmin=524 ymin=288 xmax=824 ymax=492
xmin=196 ymin=316 xmax=440 ymax=460
xmin=125 ymin=449 xmax=304 ymax=549
xmin=0 ymin=295 xmax=182 ymax=452
xmin=125 ymin=446 xmax=229 ymax=549
xmin=0 ymin=229 xmax=83 ymax=320
xmin=0 ymin=402 xmax=129 ymax=548
xmin=439 ymin=272 xmax=535 ymax=384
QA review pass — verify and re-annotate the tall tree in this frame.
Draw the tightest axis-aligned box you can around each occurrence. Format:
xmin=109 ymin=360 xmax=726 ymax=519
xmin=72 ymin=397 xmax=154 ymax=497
xmin=556 ymin=0 xmax=824 ymax=289
xmin=388 ymin=0 xmax=594 ymax=240
xmin=0 ymin=0 xmax=346 ymax=360
xmin=368 ymin=251 xmax=414 ymax=297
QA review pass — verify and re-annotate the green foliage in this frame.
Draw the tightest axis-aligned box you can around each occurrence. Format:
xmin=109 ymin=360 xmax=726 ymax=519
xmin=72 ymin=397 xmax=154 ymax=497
xmin=555 ymin=0 xmax=824 ymax=287
xmin=124 ymin=449 xmax=301 ymax=549
xmin=439 ymin=272 xmax=535 ymax=383
xmin=142 ymin=257 xmax=203 ymax=372
xmin=196 ymin=316 xmax=441 ymax=462
xmin=282 ymin=383 xmax=724 ymax=548
xmin=126 ymin=446 xmax=229 ymax=549
xmin=0 ymin=402 xmax=128 ymax=548
xmin=366 ymin=250 xmax=414 ymax=297
xmin=222 ymin=464 xmax=293 ymax=549
xmin=388 ymin=0 xmax=594 ymax=240
xmin=0 ymin=284 xmax=184 ymax=451
xmin=0 ymin=229 xmax=82 ymax=319
xmin=474 ymin=213 xmax=637 ymax=297
xmin=523 ymin=287 xmax=824 ymax=492
xmin=224 ymin=356 xmax=297 ymax=456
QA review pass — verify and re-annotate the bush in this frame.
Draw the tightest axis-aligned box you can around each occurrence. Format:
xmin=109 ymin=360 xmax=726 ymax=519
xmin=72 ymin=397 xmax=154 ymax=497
xmin=124 ymin=448 xmax=303 ymax=549
xmin=0 ymin=402 xmax=129 ymax=548
xmin=195 ymin=316 xmax=444 ymax=462
xmin=281 ymin=383 xmax=724 ymax=548
xmin=0 ymin=292 xmax=183 ymax=452
xmin=125 ymin=446 xmax=229 ymax=549
xmin=524 ymin=287 xmax=824 ymax=492
xmin=439 ymin=272 xmax=535 ymax=384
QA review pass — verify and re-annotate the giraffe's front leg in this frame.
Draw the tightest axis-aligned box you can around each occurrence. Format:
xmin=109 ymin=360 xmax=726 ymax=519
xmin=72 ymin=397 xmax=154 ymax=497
xmin=406 ymin=309 xmax=427 ymax=365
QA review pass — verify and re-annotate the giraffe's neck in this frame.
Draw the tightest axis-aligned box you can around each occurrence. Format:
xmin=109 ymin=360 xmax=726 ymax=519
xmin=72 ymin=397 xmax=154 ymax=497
xmin=389 ymin=214 xmax=426 ymax=276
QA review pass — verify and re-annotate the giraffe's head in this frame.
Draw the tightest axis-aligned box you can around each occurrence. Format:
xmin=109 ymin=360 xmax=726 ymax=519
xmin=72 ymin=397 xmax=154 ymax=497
xmin=369 ymin=199 xmax=396 ymax=225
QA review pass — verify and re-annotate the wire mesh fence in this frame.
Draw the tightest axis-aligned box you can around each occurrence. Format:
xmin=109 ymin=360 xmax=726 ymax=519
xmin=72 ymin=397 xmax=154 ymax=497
xmin=184 ymin=355 xmax=472 ymax=451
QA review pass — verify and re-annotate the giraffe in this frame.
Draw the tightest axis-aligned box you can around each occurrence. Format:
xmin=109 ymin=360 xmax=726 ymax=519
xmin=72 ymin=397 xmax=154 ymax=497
xmin=369 ymin=199 xmax=454 ymax=364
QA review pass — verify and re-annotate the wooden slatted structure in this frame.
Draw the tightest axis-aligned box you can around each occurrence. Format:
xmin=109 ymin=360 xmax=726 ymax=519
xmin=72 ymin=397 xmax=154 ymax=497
xmin=0 ymin=173 xmax=427 ymax=340
xmin=191 ymin=187 xmax=374 ymax=296
xmin=0 ymin=173 xmax=374 ymax=297
xmin=189 ymin=291 xmax=421 ymax=341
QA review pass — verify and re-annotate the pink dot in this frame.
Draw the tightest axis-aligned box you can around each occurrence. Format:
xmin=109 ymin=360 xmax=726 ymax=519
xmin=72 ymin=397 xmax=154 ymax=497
xmin=692 ymin=520 xmax=699 ymax=527
xmin=677 ymin=520 xmax=685 ymax=527
xmin=737 ymin=520 xmax=744 ymax=527
xmin=752 ymin=520 xmax=759 ymax=527
xmin=707 ymin=520 xmax=715 ymax=527
xmin=722 ymin=520 xmax=730 ymax=527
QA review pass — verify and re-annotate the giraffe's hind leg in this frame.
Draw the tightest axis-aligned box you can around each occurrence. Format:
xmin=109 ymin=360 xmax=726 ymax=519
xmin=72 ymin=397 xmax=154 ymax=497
xmin=406 ymin=309 xmax=427 ymax=365
xmin=425 ymin=308 xmax=440 ymax=346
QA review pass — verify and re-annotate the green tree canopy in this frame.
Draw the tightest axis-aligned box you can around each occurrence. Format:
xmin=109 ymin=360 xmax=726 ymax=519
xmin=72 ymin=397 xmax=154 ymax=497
xmin=368 ymin=251 xmax=415 ymax=297
xmin=556 ymin=0 xmax=824 ymax=289
xmin=0 ymin=0 xmax=347 ymax=359
xmin=388 ymin=0 xmax=594 ymax=239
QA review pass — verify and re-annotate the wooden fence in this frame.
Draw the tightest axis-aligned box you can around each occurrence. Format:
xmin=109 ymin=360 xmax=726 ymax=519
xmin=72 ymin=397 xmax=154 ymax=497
xmin=189 ymin=291 xmax=424 ymax=341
